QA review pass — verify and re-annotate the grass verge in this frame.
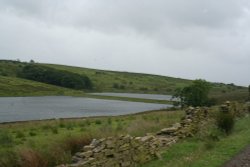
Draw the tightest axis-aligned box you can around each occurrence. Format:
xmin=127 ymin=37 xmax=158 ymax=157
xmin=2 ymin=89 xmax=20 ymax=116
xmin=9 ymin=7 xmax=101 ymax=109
xmin=141 ymin=115 xmax=250 ymax=167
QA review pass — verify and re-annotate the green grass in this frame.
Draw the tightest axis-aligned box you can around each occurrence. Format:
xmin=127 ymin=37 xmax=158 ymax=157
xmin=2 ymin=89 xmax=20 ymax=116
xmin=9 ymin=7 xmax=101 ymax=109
xmin=0 ymin=110 xmax=184 ymax=167
xmin=0 ymin=76 xmax=173 ymax=104
xmin=0 ymin=60 xmax=248 ymax=102
xmin=42 ymin=63 xmax=248 ymax=101
xmin=141 ymin=115 xmax=250 ymax=167
xmin=0 ymin=76 xmax=85 ymax=97
xmin=43 ymin=63 xmax=191 ymax=94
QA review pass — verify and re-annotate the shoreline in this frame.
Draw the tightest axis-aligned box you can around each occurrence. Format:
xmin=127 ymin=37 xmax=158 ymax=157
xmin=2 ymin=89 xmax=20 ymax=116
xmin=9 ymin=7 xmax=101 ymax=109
xmin=0 ymin=108 xmax=175 ymax=125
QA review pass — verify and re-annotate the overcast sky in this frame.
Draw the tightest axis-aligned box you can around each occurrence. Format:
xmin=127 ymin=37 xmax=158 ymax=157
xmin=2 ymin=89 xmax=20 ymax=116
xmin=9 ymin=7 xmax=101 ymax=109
xmin=0 ymin=0 xmax=249 ymax=86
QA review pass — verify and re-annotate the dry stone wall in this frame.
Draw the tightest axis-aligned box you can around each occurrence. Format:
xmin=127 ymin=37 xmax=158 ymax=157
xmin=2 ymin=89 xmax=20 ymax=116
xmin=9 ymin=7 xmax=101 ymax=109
xmin=58 ymin=107 xmax=209 ymax=167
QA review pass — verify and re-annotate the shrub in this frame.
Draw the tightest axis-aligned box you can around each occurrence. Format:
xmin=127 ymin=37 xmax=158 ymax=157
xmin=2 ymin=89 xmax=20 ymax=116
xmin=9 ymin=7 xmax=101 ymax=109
xmin=107 ymin=118 xmax=112 ymax=125
xmin=112 ymin=83 xmax=119 ymax=89
xmin=95 ymin=119 xmax=102 ymax=125
xmin=139 ymin=87 xmax=148 ymax=91
xmin=0 ymin=130 xmax=13 ymax=147
xmin=51 ymin=127 xmax=58 ymax=134
xmin=16 ymin=131 xmax=25 ymax=139
xmin=63 ymin=135 xmax=92 ymax=154
xmin=18 ymin=64 xmax=92 ymax=90
xmin=29 ymin=131 xmax=37 ymax=137
xmin=119 ymin=85 xmax=125 ymax=89
xmin=154 ymin=88 xmax=158 ymax=91
xmin=174 ymin=79 xmax=211 ymax=107
xmin=59 ymin=122 xmax=66 ymax=128
xmin=0 ymin=149 xmax=19 ymax=167
xmin=216 ymin=111 xmax=235 ymax=135
xmin=19 ymin=148 xmax=47 ymax=167
xmin=66 ymin=124 xmax=74 ymax=130
xmin=86 ymin=119 xmax=91 ymax=125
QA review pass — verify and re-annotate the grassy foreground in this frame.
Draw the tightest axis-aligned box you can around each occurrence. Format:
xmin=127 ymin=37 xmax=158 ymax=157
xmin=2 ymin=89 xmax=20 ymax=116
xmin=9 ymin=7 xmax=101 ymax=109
xmin=142 ymin=115 xmax=250 ymax=167
xmin=0 ymin=110 xmax=184 ymax=167
xmin=1 ymin=104 xmax=250 ymax=167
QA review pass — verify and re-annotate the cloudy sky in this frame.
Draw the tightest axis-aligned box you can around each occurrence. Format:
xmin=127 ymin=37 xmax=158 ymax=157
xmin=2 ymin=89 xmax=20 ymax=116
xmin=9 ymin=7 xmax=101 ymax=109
xmin=0 ymin=0 xmax=250 ymax=86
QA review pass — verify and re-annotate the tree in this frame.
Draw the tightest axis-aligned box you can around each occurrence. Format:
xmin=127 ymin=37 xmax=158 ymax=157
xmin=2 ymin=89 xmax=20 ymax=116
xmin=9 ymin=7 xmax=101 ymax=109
xmin=174 ymin=79 xmax=211 ymax=107
xmin=18 ymin=64 xmax=93 ymax=90
xmin=29 ymin=59 xmax=35 ymax=63
xmin=248 ymin=85 xmax=250 ymax=101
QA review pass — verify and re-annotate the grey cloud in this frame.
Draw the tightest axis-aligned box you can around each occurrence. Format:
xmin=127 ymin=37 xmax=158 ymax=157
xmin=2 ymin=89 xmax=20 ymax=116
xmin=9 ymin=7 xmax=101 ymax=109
xmin=0 ymin=0 xmax=249 ymax=86
xmin=1 ymin=0 xmax=247 ymax=29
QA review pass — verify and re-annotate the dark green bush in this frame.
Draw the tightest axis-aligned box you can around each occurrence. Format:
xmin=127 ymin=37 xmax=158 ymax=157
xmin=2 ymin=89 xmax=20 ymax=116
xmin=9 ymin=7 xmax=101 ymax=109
xmin=174 ymin=79 xmax=211 ymax=107
xmin=119 ymin=85 xmax=125 ymax=89
xmin=0 ymin=130 xmax=13 ymax=147
xmin=139 ymin=87 xmax=148 ymax=91
xmin=18 ymin=64 xmax=92 ymax=90
xmin=112 ymin=83 xmax=119 ymax=89
xmin=16 ymin=131 xmax=25 ymax=139
xmin=107 ymin=118 xmax=112 ymax=125
xmin=51 ymin=127 xmax=58 ymax=134
xmin=95 ymin=119 xmax=102 ymax=125
xmin=29 ymin=131 xmax=37 ymax=137
xmin=216 ymin=112 xmax=235 ymax=135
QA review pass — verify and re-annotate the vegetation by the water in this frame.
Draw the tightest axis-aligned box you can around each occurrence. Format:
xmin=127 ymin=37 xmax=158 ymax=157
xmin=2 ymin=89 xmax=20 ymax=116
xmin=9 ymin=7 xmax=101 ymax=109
xmin=248 ymin=85 xmax=250 ymax=100
xmin=0 ymin=110 xmax=184 ymax=167
xmin=0 ymin=60 xmax=248 ymax=103
xmin=174 ymin=79 xmax=213 ymax=107
xmin=18 ymin=64 xmax=92 ymax=90
xmin=0 ymin=76 xmax=85 ymax=97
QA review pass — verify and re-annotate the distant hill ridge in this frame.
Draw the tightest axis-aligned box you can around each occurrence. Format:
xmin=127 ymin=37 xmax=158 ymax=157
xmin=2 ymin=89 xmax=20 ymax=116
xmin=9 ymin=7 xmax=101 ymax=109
xmin=0 ymin=60 xmax=248 ymax=102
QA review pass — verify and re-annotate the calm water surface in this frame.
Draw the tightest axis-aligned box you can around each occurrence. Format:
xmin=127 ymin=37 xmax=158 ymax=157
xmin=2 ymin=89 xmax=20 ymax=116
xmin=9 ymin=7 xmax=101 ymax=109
xmin=0 ymin=96 xmax=172 ymax=123
xmin=90 ymin=93 xmax=175 ymax=101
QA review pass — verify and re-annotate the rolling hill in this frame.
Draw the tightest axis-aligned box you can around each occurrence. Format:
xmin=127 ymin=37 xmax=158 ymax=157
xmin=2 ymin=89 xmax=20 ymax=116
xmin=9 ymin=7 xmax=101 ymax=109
xmin=0 ymin=60 xmax=248 ymax=102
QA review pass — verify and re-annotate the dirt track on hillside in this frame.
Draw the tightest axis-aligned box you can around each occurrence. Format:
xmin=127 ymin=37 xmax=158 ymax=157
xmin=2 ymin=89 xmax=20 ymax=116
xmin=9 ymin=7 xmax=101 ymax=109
xmin=223 ymin=145 xmax=250 ymax=167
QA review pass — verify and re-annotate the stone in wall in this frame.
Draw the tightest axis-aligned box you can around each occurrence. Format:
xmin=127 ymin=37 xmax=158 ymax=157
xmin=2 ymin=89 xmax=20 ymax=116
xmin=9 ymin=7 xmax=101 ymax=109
xmin=157 ymin=107 xmax=209 ymax=139
xmin=59 ymin=134 xmax=170 ymax=167
xmin=58 ymin=107 xmax=210 ymax=167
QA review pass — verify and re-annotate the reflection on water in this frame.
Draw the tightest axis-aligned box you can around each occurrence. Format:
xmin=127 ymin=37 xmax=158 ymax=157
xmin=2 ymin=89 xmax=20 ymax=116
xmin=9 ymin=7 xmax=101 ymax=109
xmin=0 ymin=96 xmax=172 ymax=123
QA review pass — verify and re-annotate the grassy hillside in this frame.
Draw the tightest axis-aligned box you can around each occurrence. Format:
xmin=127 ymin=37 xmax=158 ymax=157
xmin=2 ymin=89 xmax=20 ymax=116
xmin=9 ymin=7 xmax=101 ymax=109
xmin=43 ymin=63 xmax=191 ymax=94
xmin=43 ymin=63 xmax=248 ymax=102
xmin=0 ymin=76 xmax=85 ymax=97
xmin=0 ymin=60 xmax=248 ymax=102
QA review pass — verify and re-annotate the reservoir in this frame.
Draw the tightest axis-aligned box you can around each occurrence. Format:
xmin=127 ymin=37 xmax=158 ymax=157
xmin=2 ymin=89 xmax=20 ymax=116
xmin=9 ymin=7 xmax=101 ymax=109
xmin=0 ymin=96 xmax=172 ymax=123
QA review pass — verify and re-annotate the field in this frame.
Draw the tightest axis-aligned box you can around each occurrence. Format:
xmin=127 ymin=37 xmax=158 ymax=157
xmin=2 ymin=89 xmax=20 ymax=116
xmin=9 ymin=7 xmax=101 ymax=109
xmin=0 ymin=110 xmax=184 ymax=167
xmin=1 ymin=105 xmax=250 ymax=167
